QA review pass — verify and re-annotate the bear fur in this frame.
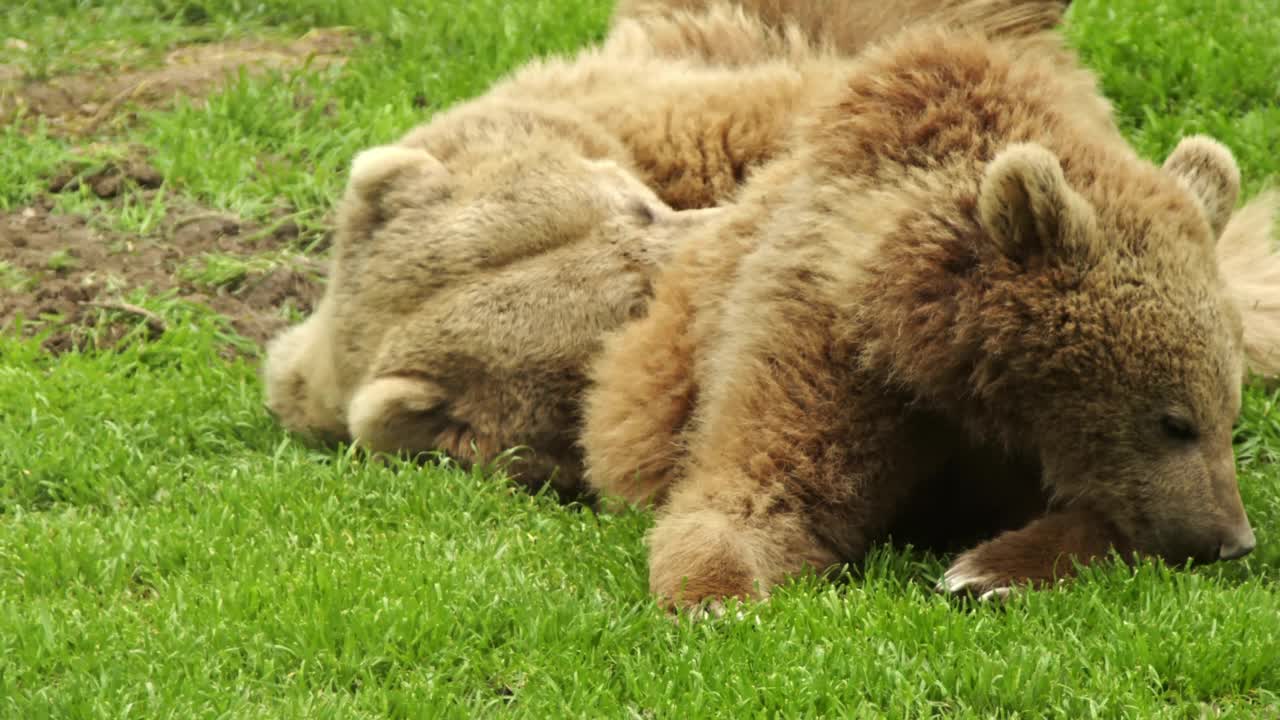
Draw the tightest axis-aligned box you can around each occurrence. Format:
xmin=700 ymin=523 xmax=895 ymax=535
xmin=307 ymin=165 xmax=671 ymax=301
xmin=612 ymin=0 xmax=1073 ymax=65
xmin=581 ymin=25 xmax=1269 ymax=609
xmin=263 ymin=0 xmax=1073 ymax=495
xmin=1218 ymin=192 xmax=1280 ymax=377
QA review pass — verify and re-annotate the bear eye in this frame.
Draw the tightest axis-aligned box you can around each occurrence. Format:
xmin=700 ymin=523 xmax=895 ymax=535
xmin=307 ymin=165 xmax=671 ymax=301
xmin=1160 ymin=414 xmax=1199 ymax=442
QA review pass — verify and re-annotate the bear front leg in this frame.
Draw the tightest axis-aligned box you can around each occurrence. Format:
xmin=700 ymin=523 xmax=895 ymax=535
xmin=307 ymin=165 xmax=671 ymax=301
xmin=643 ymin=348 xmax=947 ymax=611
xmin=939 ymin=507 xmax=1135 ymax=600
xmin=582 ymin=282 xmax=700 ymax=510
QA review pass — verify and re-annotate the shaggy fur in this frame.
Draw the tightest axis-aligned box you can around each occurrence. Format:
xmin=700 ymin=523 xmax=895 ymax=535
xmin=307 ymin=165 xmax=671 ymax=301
xmin=613 ymin=0 xmax=1074 ymax=62
xmin=263 ymin=0 xmax=1072 ymax=494
xmin=582 ymin=27 xmax=1269 ymax=608
xmin=1219 ymin=192 xmax=1280 ymax=378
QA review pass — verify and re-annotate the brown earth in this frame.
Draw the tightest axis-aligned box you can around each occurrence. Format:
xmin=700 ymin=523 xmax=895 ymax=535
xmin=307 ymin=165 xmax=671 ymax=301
xmin=0 ymin=156 xmax=325 ymax=356
xmin=0 ymin=28 xmax=357 ymax=134
xmin=0 ymin=30 xmax=347 ymax=355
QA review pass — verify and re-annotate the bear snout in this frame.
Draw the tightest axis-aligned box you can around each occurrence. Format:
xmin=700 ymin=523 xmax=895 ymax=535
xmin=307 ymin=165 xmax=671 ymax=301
xmin=1207 ymin=454 xmax=1253 ymax=561
xmin=1218 ymin=521 xmax=1256 ymax=561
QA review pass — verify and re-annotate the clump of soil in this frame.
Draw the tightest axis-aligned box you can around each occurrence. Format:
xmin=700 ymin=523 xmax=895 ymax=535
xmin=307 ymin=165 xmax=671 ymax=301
xmin=0 ymin=196 xmax=325 ymax=356
xmin=1 ymin=28 xmax=358 ymax=134
xmin=46 ymin=146 xmax=165 ymax=199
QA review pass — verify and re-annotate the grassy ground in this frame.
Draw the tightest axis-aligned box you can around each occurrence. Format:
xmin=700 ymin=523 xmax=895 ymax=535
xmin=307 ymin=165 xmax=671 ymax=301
xmin=2 ymin=0 xmax=1279 ymax=717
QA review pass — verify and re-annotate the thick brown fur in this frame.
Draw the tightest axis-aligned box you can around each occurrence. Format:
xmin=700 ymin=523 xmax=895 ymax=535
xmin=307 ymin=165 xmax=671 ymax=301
xmin=263 ymin=1 xmax=1073 ymax=495
xmin=612 ymin=0 xmax=1073 ymax=62
xmin=583 ymin=27 xmax=1264 ymax=609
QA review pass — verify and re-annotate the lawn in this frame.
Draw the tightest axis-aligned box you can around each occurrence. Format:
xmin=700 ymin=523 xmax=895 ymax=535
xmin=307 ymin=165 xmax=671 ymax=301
xmin=2 ymin=0 xmax=1279 ymax=717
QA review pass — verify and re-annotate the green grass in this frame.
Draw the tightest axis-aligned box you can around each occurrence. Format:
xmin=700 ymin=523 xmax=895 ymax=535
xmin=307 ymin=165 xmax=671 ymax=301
xmin=2 ymin=0 xmax=1280 ymax=717
xmin=0 ymin=123 xmax=71 ymax=211
xmin=1068 ymin=0 xmax=1280 ymax=195
xmin=0 ymin=3 xmax=251 ymax=80
xmin=176 ymin=252 xmax=279 ymax=291
xmin=0 ymin=261 xmax=35 ymax=292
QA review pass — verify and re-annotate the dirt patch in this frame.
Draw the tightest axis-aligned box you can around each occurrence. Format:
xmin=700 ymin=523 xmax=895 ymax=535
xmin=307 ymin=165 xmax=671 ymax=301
xmin=1 ymin=28 xmax=357 ymax=134
xmin=46 ymin=145 xmax=166 ymax=199
xmin=0 ymin=198 xmax=324 ymax=355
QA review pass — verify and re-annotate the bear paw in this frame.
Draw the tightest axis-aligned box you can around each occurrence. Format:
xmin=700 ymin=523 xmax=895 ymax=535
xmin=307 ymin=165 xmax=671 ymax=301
xmin=668 ymin=597 xmax=762 ymax=626
xmin=935 ymin=551 xmax=1020 ymax=601
xmin=933 ymin=508 xmax=1117 ymax=601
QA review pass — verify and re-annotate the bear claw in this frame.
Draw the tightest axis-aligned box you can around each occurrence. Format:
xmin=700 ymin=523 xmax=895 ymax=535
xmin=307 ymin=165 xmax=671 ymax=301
xmin=668 ymin=598 xmax=754 ymax=625
xmin=977 ymin=586 xmax=1016 ymax=603
xmin=935 ymin=554 xmax=999 ymax=595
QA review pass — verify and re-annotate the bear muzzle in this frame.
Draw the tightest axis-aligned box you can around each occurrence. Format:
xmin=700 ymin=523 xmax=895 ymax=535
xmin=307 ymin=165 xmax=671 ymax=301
xmin=1218 ymin=521 xmax=1256 ymax=561
xmin=1209 ymin=458 xmax=1254 ymax=562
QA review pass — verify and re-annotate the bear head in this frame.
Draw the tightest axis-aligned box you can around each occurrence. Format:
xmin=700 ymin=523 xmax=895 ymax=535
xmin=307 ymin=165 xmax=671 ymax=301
xmin=314 ymin=118 xmax=722 ymax=493
xmin=973 ymin=136 xmax=1254 ymax=565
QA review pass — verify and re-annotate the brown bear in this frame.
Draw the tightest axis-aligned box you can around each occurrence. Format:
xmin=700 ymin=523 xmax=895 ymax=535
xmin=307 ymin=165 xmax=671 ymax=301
xmin=262 ymin=0 xmax=1072 ymax=495
xmin=581 ymin=24 xmax=1271 ymax=611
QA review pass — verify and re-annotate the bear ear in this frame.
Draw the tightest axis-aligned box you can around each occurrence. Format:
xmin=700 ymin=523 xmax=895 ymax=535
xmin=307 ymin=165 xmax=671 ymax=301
xmin=1162 ymin=135 xmax=1240 ymax=239
xmin=348 ymin=145 xmax=449 ymax=206
xmin=978 ymin=143 xmax=1098 ymax=264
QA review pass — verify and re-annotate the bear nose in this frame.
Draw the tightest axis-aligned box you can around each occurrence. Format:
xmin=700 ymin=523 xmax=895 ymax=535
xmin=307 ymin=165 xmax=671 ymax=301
xmin=1219 ymin=524 xmax=1257 ymax=561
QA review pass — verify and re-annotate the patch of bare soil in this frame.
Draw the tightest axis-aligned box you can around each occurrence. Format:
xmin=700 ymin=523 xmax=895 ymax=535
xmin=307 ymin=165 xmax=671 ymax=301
xmin=46 ymin=144 xmax=166 ymax=199
xmin=0 ymin=28 xmax=357 ymax=134
xmin=0 ymin=160 xmax=324 ymax=355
